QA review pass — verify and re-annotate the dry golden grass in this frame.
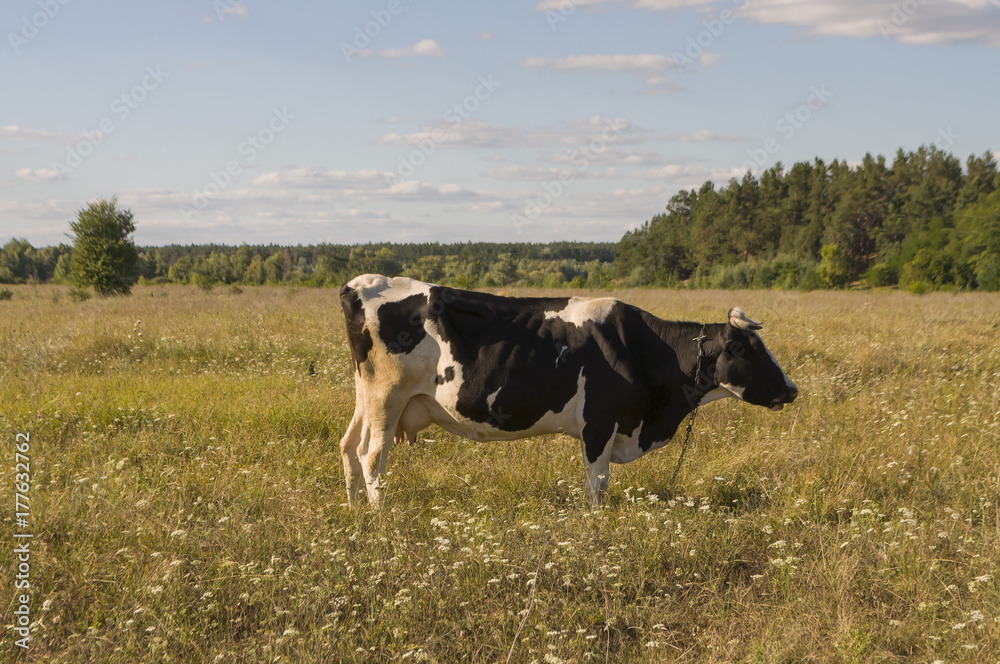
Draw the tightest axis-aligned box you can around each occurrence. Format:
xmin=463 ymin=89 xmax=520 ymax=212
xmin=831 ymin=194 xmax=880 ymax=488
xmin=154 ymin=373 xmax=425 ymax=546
xmin=2 ymin=284 xmax=999 ymax=663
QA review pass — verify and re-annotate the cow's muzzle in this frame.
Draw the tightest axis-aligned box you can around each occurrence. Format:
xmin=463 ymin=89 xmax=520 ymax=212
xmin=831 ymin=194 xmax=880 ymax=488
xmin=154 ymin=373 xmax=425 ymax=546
xmin=769 ymin=383 xmax=798 ymax=411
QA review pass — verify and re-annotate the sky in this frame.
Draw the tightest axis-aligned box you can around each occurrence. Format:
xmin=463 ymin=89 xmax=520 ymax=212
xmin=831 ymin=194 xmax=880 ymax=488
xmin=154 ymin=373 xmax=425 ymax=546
xmin=2 ymin=0 xmax=999 ymax=248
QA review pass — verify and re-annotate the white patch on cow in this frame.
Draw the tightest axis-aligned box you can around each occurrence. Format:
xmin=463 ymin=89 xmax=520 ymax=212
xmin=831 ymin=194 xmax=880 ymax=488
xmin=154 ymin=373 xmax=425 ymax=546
xmin=347 ymin=274 xmax=433 ymax=305
xmin=720 ymin=382 xmax=746 ymax=400
xmin=697 ymin=386 xmax=735 ymax=406
xmin=432 ymin=334 xmax=465 ymax=411
xmin=544 ymin=297 xmax=617 ymax=327
xmin=398 ymin=369 xmax=588 ymax=445
xmin=485 ymin=387 xmax=501 ymax=409
xmin=610 ymin=421 xmax=646 ymax=463
xmin=554 ymin=344 xmax=570 ymax=368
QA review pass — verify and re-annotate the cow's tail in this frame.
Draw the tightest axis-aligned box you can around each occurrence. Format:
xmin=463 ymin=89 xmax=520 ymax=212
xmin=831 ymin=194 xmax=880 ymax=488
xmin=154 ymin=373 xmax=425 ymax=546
xmin=340 ymin=283 xmax=372 ymax=372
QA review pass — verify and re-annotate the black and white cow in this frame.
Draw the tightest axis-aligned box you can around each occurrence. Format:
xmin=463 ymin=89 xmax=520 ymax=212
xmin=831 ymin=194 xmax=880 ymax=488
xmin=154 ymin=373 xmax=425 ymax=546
xmin=339 ymin=274 xmax=797 ymax=505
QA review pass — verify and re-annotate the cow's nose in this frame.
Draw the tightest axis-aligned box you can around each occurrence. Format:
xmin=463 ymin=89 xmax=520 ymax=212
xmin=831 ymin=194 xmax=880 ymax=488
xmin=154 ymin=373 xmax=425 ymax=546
xmin=786 ymin=384 xmax=799 ymax=401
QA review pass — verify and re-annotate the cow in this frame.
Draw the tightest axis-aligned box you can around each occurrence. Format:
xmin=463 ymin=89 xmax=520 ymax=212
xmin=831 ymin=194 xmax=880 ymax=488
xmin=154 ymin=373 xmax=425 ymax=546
xmin=338 ymin=274 xmax=798 ymax=506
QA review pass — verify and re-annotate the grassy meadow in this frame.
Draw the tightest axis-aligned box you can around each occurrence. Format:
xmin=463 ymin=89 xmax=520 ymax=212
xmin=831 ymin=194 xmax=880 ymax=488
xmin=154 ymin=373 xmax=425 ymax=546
xmin=2 ymin=283 xmax=1000 ymax=663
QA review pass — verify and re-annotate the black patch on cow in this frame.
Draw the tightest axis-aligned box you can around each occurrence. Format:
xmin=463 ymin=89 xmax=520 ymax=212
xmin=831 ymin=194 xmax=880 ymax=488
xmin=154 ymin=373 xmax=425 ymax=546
xmin=435 ymin=366 xmax=456 ymax=385
xmin=426 ymin=287 xmax=585 ymax=431
xmin=422 ymin=286 xmax=700 ymax=462
xmin=377 ymin=293 xmax=428 ymax=354
xmin=340 ymin=284 xmax=373 ymax=371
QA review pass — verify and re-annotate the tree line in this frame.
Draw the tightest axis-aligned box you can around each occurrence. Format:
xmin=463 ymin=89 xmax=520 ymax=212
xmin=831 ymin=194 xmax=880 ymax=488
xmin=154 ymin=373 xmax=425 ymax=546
xmin=615 ymin=146 xmax=1000 ymax=291
xmin=2 ymin=146 xmax=998 ymax=294
xmin=0 ymin=233 xmax=616 ymax=292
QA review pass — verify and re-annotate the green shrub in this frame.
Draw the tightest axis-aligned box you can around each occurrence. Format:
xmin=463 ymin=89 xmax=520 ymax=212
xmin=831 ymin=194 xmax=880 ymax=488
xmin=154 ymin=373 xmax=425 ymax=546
xmin=798 ymin=269 xmax=824 ymax=292
xmin=193 ymin=273 xmax=214 ymax=291
xmin=900 ymin=248 xmax=954 ymax=289
xmin=863 ymin=263 xmax=897 ymax=288
xmin=975 ymin=253 xmax=1000 ymax=291
xmin=816 ymin=244 xmax=851 ymax=288
xmin=69 ymin=287 xmax=92 ymax=302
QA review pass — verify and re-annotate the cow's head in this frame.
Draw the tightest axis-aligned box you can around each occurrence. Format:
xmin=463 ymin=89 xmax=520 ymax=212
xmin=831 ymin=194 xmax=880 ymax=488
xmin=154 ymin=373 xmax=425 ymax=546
xmin=715 ymin=308 xmax=798 ymax=411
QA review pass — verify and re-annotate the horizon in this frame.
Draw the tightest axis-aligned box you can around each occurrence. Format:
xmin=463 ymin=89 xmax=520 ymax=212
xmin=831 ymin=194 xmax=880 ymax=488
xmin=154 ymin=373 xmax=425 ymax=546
xmin=3 ymin=1 xmax=999 ymax=247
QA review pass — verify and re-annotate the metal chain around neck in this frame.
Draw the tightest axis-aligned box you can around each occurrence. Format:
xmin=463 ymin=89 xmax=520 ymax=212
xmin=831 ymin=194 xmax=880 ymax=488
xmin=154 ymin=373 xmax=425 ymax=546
xmin=669 ymin=324 xmax=708 ymax=489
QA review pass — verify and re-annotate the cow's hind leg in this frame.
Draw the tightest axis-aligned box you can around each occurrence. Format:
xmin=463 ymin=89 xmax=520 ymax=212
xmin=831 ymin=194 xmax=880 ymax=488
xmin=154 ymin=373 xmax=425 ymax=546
xmin=339 ymin=407 xmax=367 ymax=505
xmin=358 ymin=395 xmax=407 ymax=506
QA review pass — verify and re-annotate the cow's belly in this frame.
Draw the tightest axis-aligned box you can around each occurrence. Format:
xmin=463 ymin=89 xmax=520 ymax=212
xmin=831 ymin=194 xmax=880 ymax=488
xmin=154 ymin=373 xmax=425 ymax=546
xmin=397 ymin=383 xmax=585 ymax=443
xmin=609 ymin=423 xmax=669 ymax=463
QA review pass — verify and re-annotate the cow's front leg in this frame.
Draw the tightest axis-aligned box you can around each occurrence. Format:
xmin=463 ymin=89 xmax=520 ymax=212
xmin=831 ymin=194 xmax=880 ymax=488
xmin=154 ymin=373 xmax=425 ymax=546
xmin=580 ymin=424 xmax=617 ymax=506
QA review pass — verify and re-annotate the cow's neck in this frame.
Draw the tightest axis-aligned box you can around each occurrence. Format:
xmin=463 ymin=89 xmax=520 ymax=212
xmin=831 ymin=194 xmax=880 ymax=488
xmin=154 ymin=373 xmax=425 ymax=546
xmin=627 ymin=317 xmax=726 ymax=448
xmin=646 ymin=318 xmax=720 ymax=376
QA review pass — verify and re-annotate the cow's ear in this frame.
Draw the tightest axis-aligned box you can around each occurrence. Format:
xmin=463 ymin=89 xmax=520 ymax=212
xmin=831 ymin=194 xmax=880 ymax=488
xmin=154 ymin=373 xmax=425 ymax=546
xmin=728 ymin=308 xmax=763 ymax=331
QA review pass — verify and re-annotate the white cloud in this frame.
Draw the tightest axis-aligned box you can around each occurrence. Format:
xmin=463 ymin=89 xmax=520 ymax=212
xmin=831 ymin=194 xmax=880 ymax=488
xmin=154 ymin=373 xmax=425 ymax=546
xmin=115 ymin=181 xmax=504 ymax=244
xmin=0 ymin=125 xmax=79 ymax=144
xmin=667 ymin=129 xmax=750 ymax=143
xmin=14 ymin=168 xmax=65 ymax=183
xmin=508 ymin=185 xmax=674 ymax=240
xmin=201 ymin=2 xmax=249 ymax=23
xmin=249 ymin=167 xmax=481 ymax=203
xmin=745 ymin=0 xmax=1000 ymax=46
xmin=377 ymin=120 xmax=524 ymax=149
xmin=377 ymin=180 xmax=478 ymax=201
xmin=360 ymin=39 xmax=447 ymax=59
xmin=534 ymin=0 xmax=1000 ymax=47
xmin=251 ymin=167 xmax=388 ymax=190
xmin=521 ymin=53 xmax=677 ymax=72
xmin=519 ymin=53 xmax=692 ymax=93
xmin=698 ymin=52 xmax=723 ymax=68
xmin=480 ymin=30 xmax=494 ymax=40
xmin=532 ymin=0 xmax=619 ymax=11
xmin=634 ymin=164 xmax=746 ymax=185
xmin=381 ymin=115 xmax=414 ymax=124
xmin=545 ymin=148 xmax=673 ymax=167
xmin=485 ymin=165 xmax=608 ymax=181
xmin=221 ymin=4 xmax=248 ymax=18
xmin=116 ymin=187 xmax=411 ymax=245
xmin=0 ymin=198 xmax=75 ymax=241
xmin=376 ymin=116 xmax=634 ymax=150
